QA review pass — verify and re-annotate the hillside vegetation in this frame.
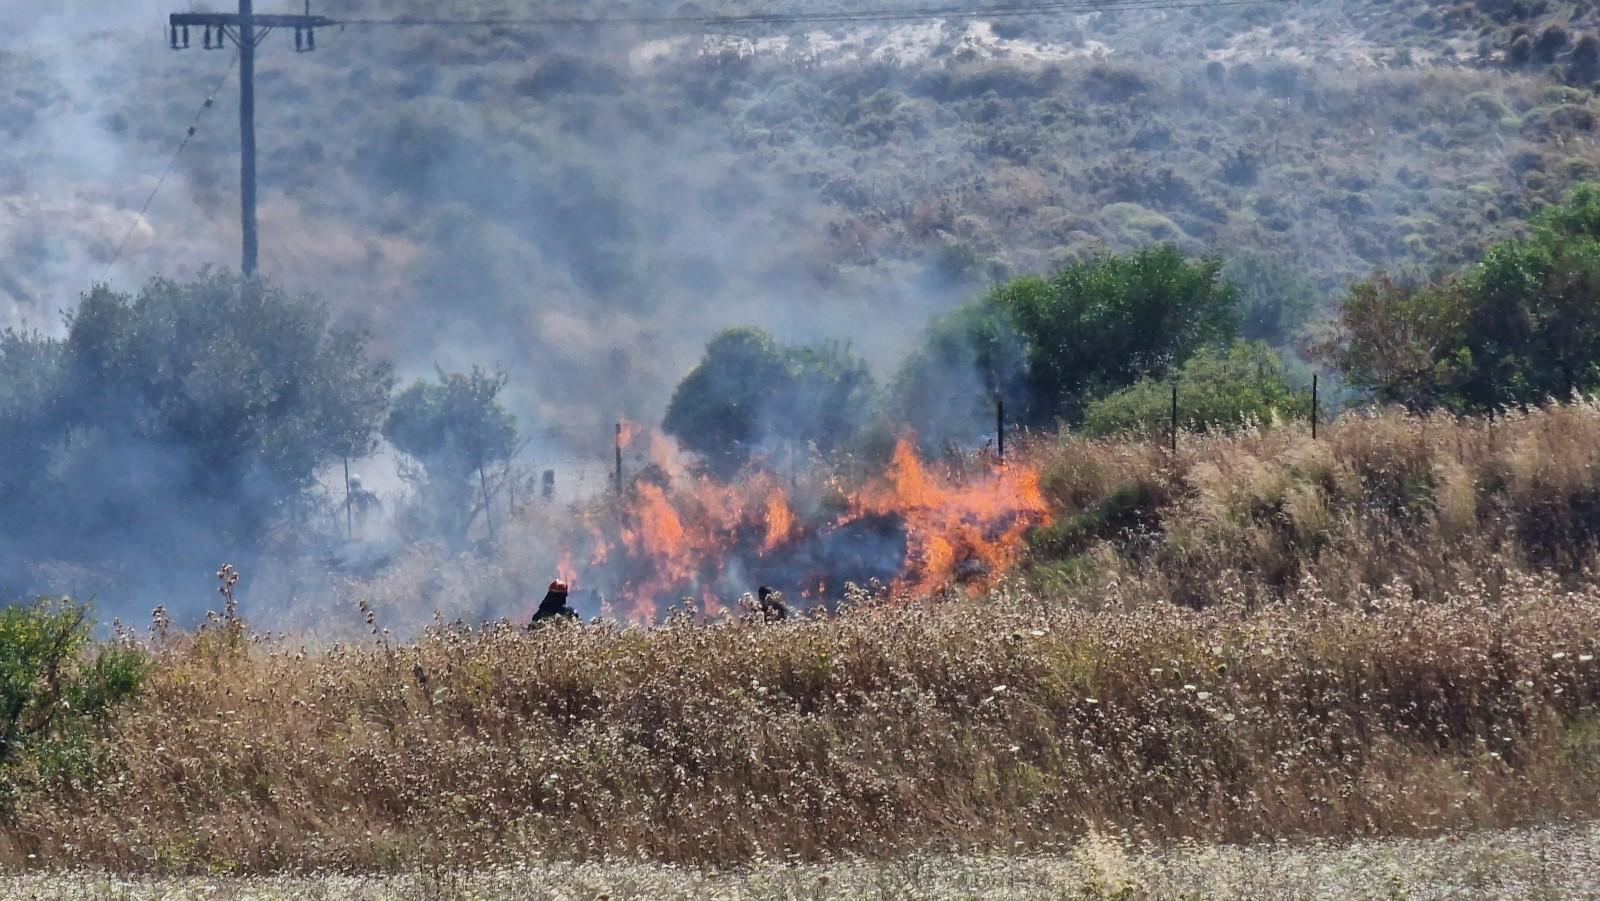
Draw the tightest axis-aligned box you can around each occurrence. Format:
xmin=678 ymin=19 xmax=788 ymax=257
xmin=11 ymin=0 xmax=1600 ymax=438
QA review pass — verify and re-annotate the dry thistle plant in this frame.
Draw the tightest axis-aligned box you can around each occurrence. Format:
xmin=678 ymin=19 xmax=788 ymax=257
xmin=2 ymin=574 xmax=1599 ymax=873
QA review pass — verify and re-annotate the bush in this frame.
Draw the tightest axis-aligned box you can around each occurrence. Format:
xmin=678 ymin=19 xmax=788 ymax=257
xmin=1571 ymin=34 xmax=1600 ymax=82
xmin=1508 ymin=33 xmax=1535 ymax=66
xmin=1083 ymin=342 xmax=1311 ymax=437
xmin=1536 ymin=24 xmax=1570 ymax=62
xmin=0 ymin=599 xmax=146 ymax=767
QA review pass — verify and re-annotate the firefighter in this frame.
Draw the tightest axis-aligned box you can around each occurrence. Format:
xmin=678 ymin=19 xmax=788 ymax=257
xmin=530 ymin=579 xmax=579 ymax=626
xmin=757 ymin=585 xmax=789 ymax=622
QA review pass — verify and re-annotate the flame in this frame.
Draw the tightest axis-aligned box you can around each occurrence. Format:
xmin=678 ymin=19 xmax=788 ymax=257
xmin=556 ymin=548 xmax=578 ymax=583
xmin=761 ymin=488 xmax=796 ymax=553
xmin=844 ymin=436 xmax=1049 ymax=598
xmin=617 ymin=418 xmax=642 ymax=447
xmin=547 ymin=429 xmax=1051 ymax=621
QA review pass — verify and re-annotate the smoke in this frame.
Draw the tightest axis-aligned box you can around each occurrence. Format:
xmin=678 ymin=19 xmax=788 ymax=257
xmin=2 ymin=0 xmax=1591 ymax=625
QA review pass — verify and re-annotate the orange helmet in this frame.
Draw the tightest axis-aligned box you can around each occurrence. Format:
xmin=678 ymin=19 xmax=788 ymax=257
xmin=548 ymin=579 xmax=570 ymax=593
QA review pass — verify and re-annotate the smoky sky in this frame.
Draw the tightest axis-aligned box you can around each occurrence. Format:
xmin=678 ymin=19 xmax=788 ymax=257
xmin=1 ymin=0 xmax=1585 ymax=622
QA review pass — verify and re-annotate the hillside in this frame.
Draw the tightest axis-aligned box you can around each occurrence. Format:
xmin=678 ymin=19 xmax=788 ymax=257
xmin=7 ymin=0 xmax=1600 ymax=451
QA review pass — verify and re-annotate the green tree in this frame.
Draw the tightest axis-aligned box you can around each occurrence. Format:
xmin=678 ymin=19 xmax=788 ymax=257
xmin=1316 ymin=273 xmax=1467 ymax=411
xmin=1324 ymin=184 xmax=1600 ymax=412
xmin=664 ymin=328 xmax=875 ymax=478
xmin=384 ymin=366 xmax=519 ymax=545
xmin=896 ymin=246 xmax=1240 ymax=443
xmin=0 ymin=272 xmax=394 ymax=601
xmin=1456 ymin=187 xmax=1600 ymax=408
xmin=1083 ymin=342 xmax=1312 ymax=436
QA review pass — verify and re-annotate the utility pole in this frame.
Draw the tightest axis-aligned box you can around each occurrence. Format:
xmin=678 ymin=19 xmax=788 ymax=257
xmin=169 ymin=2 xmax=334 ymax=276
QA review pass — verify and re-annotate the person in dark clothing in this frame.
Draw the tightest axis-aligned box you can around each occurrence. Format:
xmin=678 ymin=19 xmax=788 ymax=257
xmin=530 ymin=579 xmax=579 ymax=626
xmin=757 ymin=585 xmax=789 ymax=622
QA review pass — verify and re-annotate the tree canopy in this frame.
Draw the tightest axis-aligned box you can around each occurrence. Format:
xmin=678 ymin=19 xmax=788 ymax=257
xmin=1323 ymin=184 xmax=1600 ymax=412
xmin=0 ymin=272 xmax=394 ymax=599
xmin=896 ymin=246 xmax=1240 ymax=446
xmin=664 ymin=328 xmax=874 ymax=478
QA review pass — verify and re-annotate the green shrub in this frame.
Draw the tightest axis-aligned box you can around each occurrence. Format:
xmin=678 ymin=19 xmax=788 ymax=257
xmin=1465 ymin=90 xmax=1513 ymax=120
xmin=1083 ymin=342 xmax=1311 ymax=437
xmin=898 ymin=246 xmax=1240 ymax=442
xmin=0 ymin=599 xmax=146 ymax=767
xmin=1096 ymin=202 xmax=1188 ymax=246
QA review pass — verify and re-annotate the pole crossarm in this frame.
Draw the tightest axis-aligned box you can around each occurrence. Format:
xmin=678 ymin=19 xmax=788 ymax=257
xmin=170 ymin=13 xmax=336 ymax=28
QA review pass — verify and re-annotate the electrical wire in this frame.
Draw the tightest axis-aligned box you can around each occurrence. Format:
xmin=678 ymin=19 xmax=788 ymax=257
xmin=100 ymin=49 xmax=238 ymax=282
xmin=334 ymin=0 xmax=1296 ymax=29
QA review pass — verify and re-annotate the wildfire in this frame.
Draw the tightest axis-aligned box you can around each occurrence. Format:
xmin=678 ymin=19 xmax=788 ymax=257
xmin=558 ymin=429 xmax=1051 ymax=621
xmin=844 ymin=437 xmax=1049 ymax=598
xmin=761 ymin=488 xmax=797 ymax=552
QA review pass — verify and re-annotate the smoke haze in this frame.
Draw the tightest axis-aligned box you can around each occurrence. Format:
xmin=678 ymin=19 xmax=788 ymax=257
xmin=5 ymin=0 xmax=1600 ymax=624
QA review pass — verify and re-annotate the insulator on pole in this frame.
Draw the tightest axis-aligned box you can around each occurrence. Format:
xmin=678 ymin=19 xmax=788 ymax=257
xmin=169 ymin=25 xmax=179 ymax=49
xmin=203 ymin=27 xmax=212 ymax=50
xmin=306 ymin=28 xmax=315 ymax=50
xmin=182 ymin=25 xmax=190 ymax=48
xmin=294 ymin=28 xmax=303 ymax=51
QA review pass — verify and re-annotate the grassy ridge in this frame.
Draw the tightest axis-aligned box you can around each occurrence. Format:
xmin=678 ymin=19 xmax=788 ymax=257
xmin=1025 ymin=401 xmax=1600 ymax=607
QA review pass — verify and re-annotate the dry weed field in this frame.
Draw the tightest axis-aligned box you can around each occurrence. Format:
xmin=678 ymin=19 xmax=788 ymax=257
xmin=5 ymin=575 xmax=1600 ymax=872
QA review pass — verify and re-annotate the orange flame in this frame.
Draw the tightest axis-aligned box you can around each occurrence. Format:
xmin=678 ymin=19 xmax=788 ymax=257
xmin=556 ymin=548 xmax=578 ymax=583
xmin=843 ymin=436 xmax=1049 ymax=598
xmin=761 ymin=487 xmax=796 ymax=553
xmin=550 ymin=429 xmax=1051 ymax=621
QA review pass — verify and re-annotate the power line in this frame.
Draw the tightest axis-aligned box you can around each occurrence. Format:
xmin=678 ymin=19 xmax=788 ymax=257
xmin=101 ymin=49 xmax=238 ymax=282
xmin=152 ymin=0 xmax=1292 ymax=283
xmin=334 ymin=0 xmax=1295 ymax=29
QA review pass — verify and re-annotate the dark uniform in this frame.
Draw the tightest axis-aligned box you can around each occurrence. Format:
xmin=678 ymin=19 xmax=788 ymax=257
xmin=530 ymin=579 xmax=579 ymax=626
xmin=757 ymin=585 xmax=789 ymax=622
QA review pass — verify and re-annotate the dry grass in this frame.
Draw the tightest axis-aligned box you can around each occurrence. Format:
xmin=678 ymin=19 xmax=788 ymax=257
xmin=10 ymin=404 xmax=1600 ymax=876
xmin=4 ymin=575 xmax=1600 ymax=874
xmin=1026 ymin=401 xmax=1600 ymax=609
